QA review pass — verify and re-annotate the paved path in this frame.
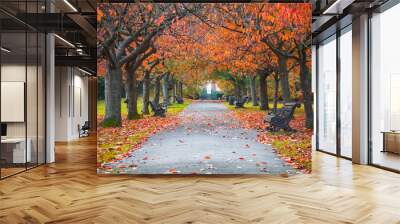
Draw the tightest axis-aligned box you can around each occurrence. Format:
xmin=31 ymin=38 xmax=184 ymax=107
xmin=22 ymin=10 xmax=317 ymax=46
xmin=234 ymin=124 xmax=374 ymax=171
xmin=103 ymin=102 xmax=297 ymax=175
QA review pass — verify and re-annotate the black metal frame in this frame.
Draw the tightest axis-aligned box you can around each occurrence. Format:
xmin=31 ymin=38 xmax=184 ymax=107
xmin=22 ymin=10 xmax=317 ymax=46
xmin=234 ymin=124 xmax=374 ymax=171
xmin=336 ymin=27 xmax=341 ymax=157
xmin=0 ymin=0 xmax=48 ymax=180
xmin=367 ymin=10 xmax=373 ymax=166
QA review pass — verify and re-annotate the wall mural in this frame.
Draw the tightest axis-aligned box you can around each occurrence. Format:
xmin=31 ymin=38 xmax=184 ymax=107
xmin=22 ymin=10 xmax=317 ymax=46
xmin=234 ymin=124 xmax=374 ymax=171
xmin=97 ymin=3 xmax=312 ymax=175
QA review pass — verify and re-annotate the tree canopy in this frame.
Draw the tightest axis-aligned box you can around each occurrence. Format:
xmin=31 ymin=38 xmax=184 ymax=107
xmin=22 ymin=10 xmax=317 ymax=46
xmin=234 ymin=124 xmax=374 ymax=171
xmin=97 ymin=3 xmax=312 ymax=128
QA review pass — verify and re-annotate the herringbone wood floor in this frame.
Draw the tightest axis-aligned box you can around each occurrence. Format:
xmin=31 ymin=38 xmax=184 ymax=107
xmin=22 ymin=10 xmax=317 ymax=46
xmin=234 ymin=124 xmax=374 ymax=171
xmin=1 ymin=136 xmax=400 ymax=224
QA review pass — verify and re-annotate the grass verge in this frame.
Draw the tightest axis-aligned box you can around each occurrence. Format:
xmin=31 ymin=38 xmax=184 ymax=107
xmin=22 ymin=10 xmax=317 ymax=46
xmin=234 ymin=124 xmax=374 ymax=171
xmin=97 ymin=98 xmax=192 ymax=165
xmin=227 ymin=104 xmax=312 ymax=173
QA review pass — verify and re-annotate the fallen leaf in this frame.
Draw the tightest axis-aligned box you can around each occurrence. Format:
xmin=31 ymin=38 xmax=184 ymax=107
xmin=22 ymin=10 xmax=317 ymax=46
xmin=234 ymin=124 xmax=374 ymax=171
xmin=169 ymin=168 xmax=178 ymax=174
xmin=280 ymin=173 xmax=289 ymax=178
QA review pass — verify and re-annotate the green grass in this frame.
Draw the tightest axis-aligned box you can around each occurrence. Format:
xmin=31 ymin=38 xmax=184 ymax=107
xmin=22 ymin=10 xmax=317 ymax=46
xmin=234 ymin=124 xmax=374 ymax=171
xmin=98 ymin=130 xmax=149 ymax=164
xmin=167 ymin=99 xmax=192 ymax=115
xmin=97 ymin=98 xmax=192 ymax=164
xmin=224 ymin=101 xmax=304 ymax=115
xmin=97 ymin=98 xmax=143 ymax=117
xmin=97 ymin=97 xmax=192 ymax=118
xmin=272 ymin=138 xmax=311 ymax=171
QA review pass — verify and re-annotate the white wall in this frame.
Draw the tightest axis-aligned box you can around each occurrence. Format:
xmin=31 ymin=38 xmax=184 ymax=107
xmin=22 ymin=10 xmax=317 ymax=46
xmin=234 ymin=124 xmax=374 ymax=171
xmin=55 ymin=67 xmax=69 ymax=141
xmin=72 ymin=72 xmax=89 ymax=138
xmin=55 ymin=67 xmax=89 ymax=141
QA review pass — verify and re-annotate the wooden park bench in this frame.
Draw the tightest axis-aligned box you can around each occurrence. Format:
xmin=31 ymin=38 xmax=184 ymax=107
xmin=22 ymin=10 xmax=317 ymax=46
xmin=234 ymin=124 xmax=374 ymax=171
xmin=264 ymin=102 xmax=300 ymax=132
xmin=150 ymin=101 xmax=167 ymax=117
xmin=175 ymin=96 xmax=184 ymax=104
xmin=235 ymin=96 xmax=249 ymax=108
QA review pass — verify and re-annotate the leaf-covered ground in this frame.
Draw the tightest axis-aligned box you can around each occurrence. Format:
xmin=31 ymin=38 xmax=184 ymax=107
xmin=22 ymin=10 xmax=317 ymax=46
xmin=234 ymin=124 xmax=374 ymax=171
xmin=228 ymin=107 xmax=312 ymax=173
xmin=98 ymin=101 xmax=297 ymax=175
xmin=97 ymin=100 xmax=191 ymax=166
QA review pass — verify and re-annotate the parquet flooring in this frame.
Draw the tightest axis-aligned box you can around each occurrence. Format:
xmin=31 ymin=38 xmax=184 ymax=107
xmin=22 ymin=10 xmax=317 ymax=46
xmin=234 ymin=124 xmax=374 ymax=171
xmin=1 ymin=136 xmax=400 ymax=223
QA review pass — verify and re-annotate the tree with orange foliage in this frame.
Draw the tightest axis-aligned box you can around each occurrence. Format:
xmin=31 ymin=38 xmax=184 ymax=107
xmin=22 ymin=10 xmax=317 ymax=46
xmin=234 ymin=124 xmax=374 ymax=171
xmin=97 ymin=3 xmax=201 ymax=125
xmin=207 ymin=3 xmax=312 ymax=125
xmin=250 ymin=4 xmax=313 ymax=126
xmin=97 ymin=3 xmax=312 ymax=128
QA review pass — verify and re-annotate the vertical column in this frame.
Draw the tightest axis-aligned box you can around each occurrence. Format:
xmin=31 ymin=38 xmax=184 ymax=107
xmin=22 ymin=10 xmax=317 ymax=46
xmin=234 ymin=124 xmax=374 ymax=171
xmin=46 ymin=1 xmax=55 ymax=163
xmin=352 ymin=14 xmax=369 ymax=164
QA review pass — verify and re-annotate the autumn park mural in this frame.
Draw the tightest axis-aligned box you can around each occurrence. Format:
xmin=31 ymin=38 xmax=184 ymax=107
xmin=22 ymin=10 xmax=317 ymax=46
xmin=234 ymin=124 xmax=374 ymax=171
xmin=97 ymin=3 xmax=312 ymax=175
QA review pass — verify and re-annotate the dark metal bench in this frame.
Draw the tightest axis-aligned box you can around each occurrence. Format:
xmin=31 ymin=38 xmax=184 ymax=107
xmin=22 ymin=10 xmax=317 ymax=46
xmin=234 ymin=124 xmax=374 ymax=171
xmin=150 ymin=101 xmax=167 ymax=117
xmin=228 ymin=96 xmax=236 ymax=105
xmin=78 ymin=121 xmax=90 ymax=138
xmin=264 ymin=102 xmax=300 ymax=132
xmin=224 ymin=95 xmax=229 ymax=102
xmin=175 ymin=96 xmax=184 ymax=104
xmin=235 ymin=96 xmax=249 ymax=108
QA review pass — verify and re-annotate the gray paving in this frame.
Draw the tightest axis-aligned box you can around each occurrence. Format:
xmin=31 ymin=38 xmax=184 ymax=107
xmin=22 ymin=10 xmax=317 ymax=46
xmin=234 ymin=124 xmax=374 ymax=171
xmin=100 ymin=102 xmax=297 ymax=175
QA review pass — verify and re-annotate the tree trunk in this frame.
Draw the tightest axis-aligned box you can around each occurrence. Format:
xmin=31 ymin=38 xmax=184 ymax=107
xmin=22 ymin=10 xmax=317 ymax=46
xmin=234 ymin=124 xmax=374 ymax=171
xmin=258 ymin=73 xmax=269 ymax=110
xmin=162 ymin=73 xmax=170 ymax=105
xmin=125 ymin=69 xmax=139 ymax=120
xmin=153 ymin=76 xmax=161 ymax=105
xmin=246 ymin=85 xmax=251 ymax=98
xmin=179 ymin=82 xmax=183 ymax=97
xmin=103 ymin=63 xmax=122 ymax=127
xmin=273 ymin=73 xmax=279 ymax=112
xmin=234 ymin=80 xmax=241 ymax=101
xmin=279 ymin=57 xmax=291 ymax=103
xmin=142 ymin=71 xmax=151 ymax=115
xmin=250 ymin=76 xmax=258 ymax=106
xmin=299 ymin=46 xmax=313 ymax=129
xmin=173 ymin=79 xmax=177 ymax=103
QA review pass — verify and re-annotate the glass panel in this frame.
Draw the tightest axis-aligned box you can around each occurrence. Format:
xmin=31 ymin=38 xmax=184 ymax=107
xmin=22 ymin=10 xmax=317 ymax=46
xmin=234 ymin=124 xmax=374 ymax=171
xmin=317 ymin=36 xmax=337 ymax=154
xmin=339 ymin=28 xmax=352 ymax=158
xmin=1 ymin=31 xmax=27 ymax=177
xmin=371 ymin=4 xmax=400 ymax=171
xmin=27 ymin=31 xmax=38 ymax=169
xmin=0 ymin=1 xmax=29 ymax=33
xmin=38 ymin=32 xmax=45 ymax=165
xmin=0 ymin=0 xmax=46 ymax=178
xmin=26 ymin=0 xmax=39 ymax=169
